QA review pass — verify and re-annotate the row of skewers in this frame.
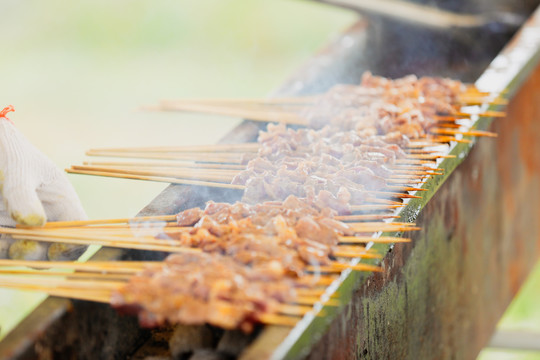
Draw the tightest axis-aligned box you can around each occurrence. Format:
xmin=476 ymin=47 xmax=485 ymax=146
xmin=0 ymin=72 xmax=506 ymax=332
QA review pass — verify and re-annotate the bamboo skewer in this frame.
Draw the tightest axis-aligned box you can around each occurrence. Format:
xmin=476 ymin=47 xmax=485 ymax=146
xmin=84 ymin=151 xmax=246 ymax=163
xmin=0 ymin=227 xmax=201 ymax=254
xmin=306 ymin=262 xmax=382 ymax=273
xmin=161 ymin=95 xmax=507 ymax=108
xmin=153 ymin=98 xmax=505 ymax=124
xmin=84 ymin=161 xmax=247 ymax=170
xmin=350 ymin=204 xmax=404 ymax=211
xmin=0 ymin=276 xmax=313 ymax=323
xmin=0 ymin=259 xmax=339 ymax=288
xmin=0 ymin=257 xmax=344 ymax=312
xmin=73 ymin=163 xmax=437 ymax=181
xmin=4 ymin=223 xmax=401 ymax=257
xmin=335 ymin=214 xmax=400 ymax=221
xmin=151 ymin=103 xmax=309 ymax=126
xmin=348 ymin=223 xmax=420 ymax=233
xmin=0 ymin=259 xmax=149 ymax=270
xmin=17 ymin=203 xmax=409 ymax=231
xmin=0 ymin=269 xmax=133 ymax=281
xmin=332 ymin=250 xmax=382 ymax=259
xmin=84 ymin=151 xmax=455 ymax=164
xmin=22 ymin=215 xmax=178 ymax=229
xmin=257 ymin=314 xmax=299 ymax=327
xmin=88 ymin=143 xmax=260 ymax=153
xmin=71 ymin=166 xmax=237 ymax=182
xmin=66 ymin=169 xmax=245 ymax=190
xmin=359 ymin=199 xmax=403 ymax=206
xmin=338 ymin=235 xmax=411 ymax=244
xmin=68 ymin=167 xmax=431 ymax=200
xmin=430 ymin=128 xmax=498 ymax=137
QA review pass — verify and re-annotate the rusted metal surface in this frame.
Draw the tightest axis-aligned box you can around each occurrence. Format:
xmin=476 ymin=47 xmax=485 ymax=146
xmin=247 ymin=6 xmax=540 ymax=359
xmin=1 ymin=4 xmax=539 ymax=359
xmin=299 ymin=66 xmax=540 ymax=358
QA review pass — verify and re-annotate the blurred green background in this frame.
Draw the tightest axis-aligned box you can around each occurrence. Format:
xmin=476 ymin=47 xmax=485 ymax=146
xmin=0 ymin=0 xmax=356 ymax=343
xmin=0 ymin=1 xmax=538 ymax=358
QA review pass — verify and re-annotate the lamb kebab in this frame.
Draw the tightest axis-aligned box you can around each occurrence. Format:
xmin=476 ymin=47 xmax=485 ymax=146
xmin=0 ymin=252 xmax=336 ymax=332
xmin=154 ymin=72 xmax=505 ymax=138
xmin=2 ymin=195 xmax=400 ymax=275
xmin=68 ymin=122 xmax=446 ymax=209
xmin=233 ymin=123 xmax=430 ymax=206
xmin=67 ymin=72 xmax=502 ymax=195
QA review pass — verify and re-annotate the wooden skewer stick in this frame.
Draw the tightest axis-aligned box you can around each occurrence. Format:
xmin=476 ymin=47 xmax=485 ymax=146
xmin=85 ymin=150 xmax=244 ymax=164
xmin=348 ymin=223 xmax=420 ymax=232
xmin=457 ymin=97 xmax=508 ymax=106
xmin=88 ymin=143 xmax=260 ymax=153
xmin=408 ymin=136 xmax=472 ymax=145
xmin=0 ymin=259 xmax=337 ymax=289
xmin=152 ymin=102 xmax=309 ymax=126
xmin=72 ymin=165 xmax=435 ymax=188
xmin=163 ymin=91 xmax=506 ymax=106
xmin=75 ymin=164 xmax=434 ymax=183
xmin=86 ymin=150 xmax=245 ymax=163
xmin=389 ymin=166 xmax=442 ymax=172
xmin=161 ymin=95 xmax=319 ymax=105
xmin=12 ymin=228 xmax=190 ymax=246
xmin=386 ymin=186 xmax=426 ymax=192
xmin=293 ymin=296 xmax=339 ymax=307
xmin=359 ymin=199 xmax=403 ymax=206
xmin=70 ymin=166 xmax=237 ymax=183
xmin=297 ymin=275 xmax=338 ymax=286
xmin=77 ymin=164 xmax=241 ymax=175
xmin=430 ymin=128 xmax=498 ymax=137
xmin=390 ymin=172 xmax=440 ymax=178
xmin=434 ymin=111 xmax=506 ymax=121
xmin=68 ymin=167 xmax=431 ymax=201
xmin=0 ymin=276 xmax=309 ymax=325
xmin=0 ymin=276 xmax=122 ymax=291
xmin=306 ymin=262 xmax=382 ymax=273
xmin=161 ymin=96 xmax=507 ymax=118
xmin=0 ymin=269 xmax=133 ymax=281
xmin=373 ymin=192 xmax=422 ymax=199
xmin=84 ymin=161 xmax=247 ymax=170
xmin=435 ymin=122 xmax=466 ymax=129
xmin=257 ymin=314 xmax=298 ymax=327
xmin=348 ymin=204 xmax=404 ymax=211
xmin=0 ymin=281 xmax=113 ymax=303
xmin=66 ymin=169 xmax=246 ymax=190
xmin=456 ymin=110 xmax=506 ymax=118
xmin=0 ymin=259 xmax=149 ymax=273
xmin=85 ymin=140 xmax=445 ymax=157
xmin=395 ymin=159 xmax=436 ymax=165
xmin=332 ymin=250 xmax=382 ymax=259
xmin=276 ymin=304 xmax=314 ymax=316
xmin=335 ymin=214 xmax=400 ymax=221
xmin=5 ymin=232 xmax=201 ymax=254
xmin=339 ymin=236 xmax=411 ymax=244
xmin=347 ymin=221 xmax=416 ymax=227
xmin=406 ymin=154 xmax=455 ymax=160
xmin=386 ymin=179 xmax=425 ymax=186
xmin=20 ymin=215 xmax=178 ymax=229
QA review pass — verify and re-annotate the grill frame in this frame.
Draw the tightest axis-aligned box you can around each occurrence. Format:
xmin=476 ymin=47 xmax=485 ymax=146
xmin=1 ymin=5 xmax=540 ymax=359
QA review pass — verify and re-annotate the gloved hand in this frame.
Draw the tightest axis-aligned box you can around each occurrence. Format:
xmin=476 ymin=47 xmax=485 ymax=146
xmin=0 ymin=105 xmax=88 ymax=260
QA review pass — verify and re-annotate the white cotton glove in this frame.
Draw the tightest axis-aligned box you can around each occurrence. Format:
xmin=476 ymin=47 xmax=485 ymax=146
xmin=0 ymin=105 xmax=88 ymax=260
